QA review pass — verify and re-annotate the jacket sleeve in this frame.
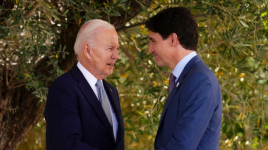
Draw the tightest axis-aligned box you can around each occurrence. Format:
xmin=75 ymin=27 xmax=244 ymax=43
xmin=44 ymin=80 xmax=98 ymax=150
xmin=165 ymin=73 xmax=216 ymax=150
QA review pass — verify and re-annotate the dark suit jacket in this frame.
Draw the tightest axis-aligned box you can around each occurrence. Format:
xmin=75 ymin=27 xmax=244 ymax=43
xmin=155 ymin=55 xmax=222 ymax=150
xmin=44 ymin=64 xmax=125 ymax=150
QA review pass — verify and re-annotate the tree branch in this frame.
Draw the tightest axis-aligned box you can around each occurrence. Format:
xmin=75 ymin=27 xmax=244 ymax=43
xmin=117 ymin=22 xmax=145 ymax=32
xmin=5 ymin=62 xmax=9 ymax=88
xmin=25 ymin=2 xmax=39 ymax=18
xmin=220 ymin=85 xmax=238 ymax=100
xmin=119 ymin=32 xmax=162 ymax=74
xmin=198 ymin=40 xmax=226 ymax=53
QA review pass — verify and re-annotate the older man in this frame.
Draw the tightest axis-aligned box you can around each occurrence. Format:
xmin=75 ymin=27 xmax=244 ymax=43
xmin=44 ymin=19 xmax=125 ymax=150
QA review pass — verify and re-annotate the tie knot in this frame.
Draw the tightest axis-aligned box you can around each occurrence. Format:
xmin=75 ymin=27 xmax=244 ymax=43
xmin=168 ymin=73 xmax=176 ymax=96
xmin=95 ymin=80 xmax=103 ymax=89
xmin=170 ymin=73 xmax=176 ymax=83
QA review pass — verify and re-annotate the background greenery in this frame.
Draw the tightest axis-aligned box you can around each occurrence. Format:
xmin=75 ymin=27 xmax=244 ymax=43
xmin=1 ymin=0 xmax=268 ymax=150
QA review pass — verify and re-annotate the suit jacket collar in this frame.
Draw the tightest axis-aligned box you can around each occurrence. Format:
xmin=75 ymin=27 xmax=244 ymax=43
xmin=158 ymin=55 xmax=203 ymax=127
xmin=103 ymin=80 xmax=120 ymax=113
xmin=70 ymin=64 xmax=119 ymax=142
xmin=172 ymin=51 xmax=197 ymax=81
xmin=102 ymin=80 xmax=124 ymax=146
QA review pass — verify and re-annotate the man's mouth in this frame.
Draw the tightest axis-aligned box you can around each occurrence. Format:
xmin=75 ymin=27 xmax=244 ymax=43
xmin=107 ymin=63 xmax=114 ymax=66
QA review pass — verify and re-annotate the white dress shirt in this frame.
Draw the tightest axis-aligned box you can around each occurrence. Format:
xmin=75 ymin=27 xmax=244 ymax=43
xmin=172 ymin=51 xmax=197 ymax=82
xmin=77 ymin=62 xmax=118 ymax=140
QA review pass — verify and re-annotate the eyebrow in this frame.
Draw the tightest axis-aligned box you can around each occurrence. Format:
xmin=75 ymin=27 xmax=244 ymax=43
xmin=149 ymin=37 xmax=155 ymax=41
xmin=109 ymin=45 xmax=120 ymax=49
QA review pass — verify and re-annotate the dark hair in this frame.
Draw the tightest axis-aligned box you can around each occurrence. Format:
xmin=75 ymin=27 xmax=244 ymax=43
xmin=145 ymin=7 xmax=198 ymax=51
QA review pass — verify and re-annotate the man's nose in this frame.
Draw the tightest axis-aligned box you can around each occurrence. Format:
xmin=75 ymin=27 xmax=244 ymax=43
xmin=113 ymin=49 xmax=119 ymax=59
xmin=148 ymin=44 xmax=154 ymax=54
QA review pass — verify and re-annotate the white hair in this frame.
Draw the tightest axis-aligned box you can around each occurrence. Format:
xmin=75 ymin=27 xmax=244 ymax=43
xmin=74 ymin=19 xmax=115 ymax=55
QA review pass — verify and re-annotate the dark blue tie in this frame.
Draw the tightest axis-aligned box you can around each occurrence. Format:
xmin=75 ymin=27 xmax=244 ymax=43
xmin=168 ymin=73 xmax=176 ymax=96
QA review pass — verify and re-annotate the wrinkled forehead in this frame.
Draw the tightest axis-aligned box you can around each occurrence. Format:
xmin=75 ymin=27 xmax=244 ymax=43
xmin=96 ymin=27 xmax=117 ymax=35
xmin=96 ymin=28 xmax=119 ymax=45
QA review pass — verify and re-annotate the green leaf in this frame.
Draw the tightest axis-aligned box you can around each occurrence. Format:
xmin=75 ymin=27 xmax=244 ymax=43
xmin=135 ymin=0 xmax=147 ymax=11
xmin=0 ymin=26 xmax=8 ymax=29
xmin=63 ymin=9 xmax=69 ymax=15
xmin=248 ymin=46 xmax=254 ymax=52
xmin=257 ymin=79 xmax=267 ymax=85
xmin=231 ymin=27 xmax=237 ymax=37
xmin=153 ymin=5 xmax=161 ymax=11
xmin=58 ymin=44 xmax=62 ymax=51
xmin=110 ymin=10 xmax=121 ymax=16
xmin=107 ymin=16 xmax=110 ymax=23
xmin=11 ymin=11 xmax=21 ymax=15
xmin=125 ymin=120 xmax=135 ymax=128
xmin=198 ymin=19 xmax=207 ymax=22
xmin=102 ymin=7 xmax=108 ymax=14
xmin=120 ymin=4 xmax=127 ymax=11
xmin=103 ymin=2 xmax=110 ymax=8
xmin=42 ymin=30 xmax=49 ymax=35
xmin=126 ymin=133 xmax=135 ymax=141
xmin=69 ymin=0 xmax=77 ymax=5
xmin=27 ymin=82 xmax=34 ymax=86
xmin=213 ymin=23 xmax=219 ymax=32
xmin=32 ymin=91 xmax=39 ymax=95
xmin=52 ymin=14 xmax=60 ymax=21
xmin=62 ymin=45 xmax=66 ymax=51
xmin=124 ymin=80 xmax=133 ymax=86
xmin=233 ymin=43 xmax=252 ymax=47
xmin=257 ymin=44 xmax=265 ymax=52
xmin=115 ymin=0 xmax=122 ymax=5
xmin=38 ymin=24 xmax=45 ymax=29
xmin=239 ymin=20 xmax=249 ymax=28
xmin=254 ymin=0 xmax=261 ymax=6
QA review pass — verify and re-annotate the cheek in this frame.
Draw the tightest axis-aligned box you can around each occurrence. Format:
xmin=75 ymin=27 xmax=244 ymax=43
xmin=99 ymin=56 xmax=111 ymax=66
xmin=155 ymin=45 xmax=163 ymax=53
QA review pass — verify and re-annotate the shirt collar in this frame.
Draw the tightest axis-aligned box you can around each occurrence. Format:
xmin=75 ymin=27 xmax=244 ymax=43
xmin=172 ymin=51 xmax=197 ymax=81
xmin=77 ymin=62 xmax=101 ymax=88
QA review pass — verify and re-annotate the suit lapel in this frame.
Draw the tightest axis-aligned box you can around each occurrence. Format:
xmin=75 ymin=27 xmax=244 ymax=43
xmin=103 ymin=80 xmax=123 ymax=145
xmin=158 ymin=55 xmax=203 ymax=127
xmin=70 ymin=65 xmax=114 ymax=139
xmin=103 ymin=80 xmax=120 ymax=113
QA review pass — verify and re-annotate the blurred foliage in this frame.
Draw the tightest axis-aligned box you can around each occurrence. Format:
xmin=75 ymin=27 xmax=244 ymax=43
xmin=16 ymin=120 xmax=46 ymax=150
xmin=1 ymin=0 xmax=267 ymax=149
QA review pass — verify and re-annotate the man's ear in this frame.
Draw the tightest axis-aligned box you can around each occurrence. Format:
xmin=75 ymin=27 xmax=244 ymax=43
xmin=83 ymin=43 xmax=91 ymax=58
xmin=170 ymin=33 xmax=179 ymax=47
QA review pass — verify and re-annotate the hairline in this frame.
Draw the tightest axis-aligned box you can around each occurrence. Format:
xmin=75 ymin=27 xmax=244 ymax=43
xmin=74 ymin=19 xmax=115 ymax=56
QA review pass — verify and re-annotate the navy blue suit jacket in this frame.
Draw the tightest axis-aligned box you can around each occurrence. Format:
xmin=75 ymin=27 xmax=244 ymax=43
xmin=44 ymin=64 xmax=125 ymax=150
xmin=155 ymin=55 xmax=222 ymax=150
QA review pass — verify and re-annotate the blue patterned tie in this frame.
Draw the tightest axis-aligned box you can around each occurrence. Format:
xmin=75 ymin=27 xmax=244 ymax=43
xmin=168 ymin=73 xmax=176 ymax=96
xmin=95 ymin=80 xmax=113 ymax=126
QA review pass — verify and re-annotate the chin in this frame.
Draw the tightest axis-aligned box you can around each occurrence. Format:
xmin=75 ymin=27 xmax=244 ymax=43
xmin=106 ymin=70 xmax=113 ymax=76
xmin=156 ymin=61 xmax=164 ymax=67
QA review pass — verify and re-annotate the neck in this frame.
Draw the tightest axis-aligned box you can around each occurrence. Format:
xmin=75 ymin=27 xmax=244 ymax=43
xmin=78 ymin=56 xmax=103 ymax=80
xmin=170 ymin=48 xmax=193 ymax=70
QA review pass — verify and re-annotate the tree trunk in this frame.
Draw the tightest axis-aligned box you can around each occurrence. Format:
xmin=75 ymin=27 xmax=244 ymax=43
xmin=0 ymin=86 xmax=46 ymax=150
xmin=0 ymin=0 xmax=151 ymax=150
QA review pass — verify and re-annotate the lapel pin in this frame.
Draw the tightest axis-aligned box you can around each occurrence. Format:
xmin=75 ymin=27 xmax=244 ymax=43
xmin=176 ymin=82 xmax=180 ymax=87
xmin=110 ymin=88 xmax=112 ymax=92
